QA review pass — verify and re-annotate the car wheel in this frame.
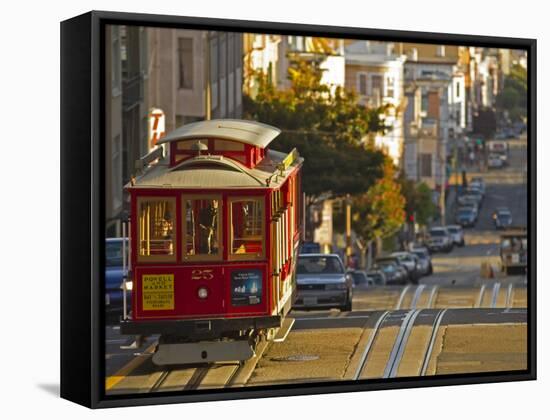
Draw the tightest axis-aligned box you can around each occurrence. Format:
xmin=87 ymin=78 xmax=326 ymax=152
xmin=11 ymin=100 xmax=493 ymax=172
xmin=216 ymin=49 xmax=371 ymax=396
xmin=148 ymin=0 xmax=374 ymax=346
xmin=460 ymin=239 xmax=465 ymax=247
xmin=341 ymin=294 xmax=353 ymax=312
xmin=428 ymin=264 xmax=433 ymax=275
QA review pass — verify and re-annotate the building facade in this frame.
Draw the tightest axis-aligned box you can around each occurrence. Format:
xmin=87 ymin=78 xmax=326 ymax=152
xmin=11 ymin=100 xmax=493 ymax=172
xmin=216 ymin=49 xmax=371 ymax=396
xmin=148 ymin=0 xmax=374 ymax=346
xmin=344 ymin=41 xmax=407 ymax=166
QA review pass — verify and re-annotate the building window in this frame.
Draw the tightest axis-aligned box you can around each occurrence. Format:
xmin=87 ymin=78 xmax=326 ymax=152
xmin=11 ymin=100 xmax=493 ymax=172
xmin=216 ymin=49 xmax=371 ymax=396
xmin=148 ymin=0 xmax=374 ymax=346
xmin=178 ymin=38 xmax=194 ymax=89
xmin=138 ymin=198 xmax=176 ymax=262
xmin=421 ymin=91 xmax=429 ymax=114
xmin=370 ymin=74 xmax=383 ymax=96
xmin=358 ymin=73 xmax=367 ymax=95
xmin=386 ymin=75 xmax=395 ymax=98
xmin=182 ymin=196 xmax=222 ymax=260
xmin=456 ymin=81 xmax=461 ymax=99
xmin=420 ymin=154 xmax=432 ymax=177
xmin=229 ymin=197 xmax=264 ymax=260
xmin=436 ymin=45 xmax=445 ymax=57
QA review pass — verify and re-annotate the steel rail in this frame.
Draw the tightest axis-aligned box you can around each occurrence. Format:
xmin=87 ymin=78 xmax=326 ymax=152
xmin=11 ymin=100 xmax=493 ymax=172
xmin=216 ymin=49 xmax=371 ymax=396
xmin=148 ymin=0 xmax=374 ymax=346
xmin=149 ymin=368 xmax=173 ymax=393
xmin=505 ymin=283 xmax=514 ymax=309
xmin=420 ymin=309 xmax=448 ymax=376
xmin=395 ymin=285 xmax=411 ymax=310
xmin=383 ymin=309 xmax=422 ymax=378
xmin=183 ymin=366 xmax=211 ymax=390
xmin=426 ymin=285 xmax=439 ymax=308
xmin=410 ymin=285 xmax=426 ymax=309
xmin=476 ymin=284 xmax=487 ymax=308
xmin=491 ymin=282 xmax=502 ymax=308
xmin=353 ymin=311 xmax=391 ymax=380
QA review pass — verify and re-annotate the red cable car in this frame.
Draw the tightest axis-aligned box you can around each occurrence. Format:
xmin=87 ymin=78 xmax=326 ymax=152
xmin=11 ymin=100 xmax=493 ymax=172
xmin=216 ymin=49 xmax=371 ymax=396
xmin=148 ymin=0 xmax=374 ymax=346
xmin=120 ymin=119 xmax=303 ymax=365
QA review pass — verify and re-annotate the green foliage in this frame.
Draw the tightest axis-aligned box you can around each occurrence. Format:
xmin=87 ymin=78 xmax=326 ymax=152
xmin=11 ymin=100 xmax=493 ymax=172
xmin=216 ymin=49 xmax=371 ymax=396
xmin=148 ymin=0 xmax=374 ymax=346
xmin=496 ymin=64 xmax=527 ymax=122
xmin=350 ymin=159 xmax=406 ymax=242
xmin=243 ymin=61 xmax=392 ymax=199
xmin=399 ymin=175 xmax=437 ymax=226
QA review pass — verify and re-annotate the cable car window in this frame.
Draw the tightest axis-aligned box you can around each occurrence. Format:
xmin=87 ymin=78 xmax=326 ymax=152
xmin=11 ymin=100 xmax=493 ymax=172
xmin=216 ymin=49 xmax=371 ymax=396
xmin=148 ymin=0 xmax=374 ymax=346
xmin=182 ymin=195 xmax=222 ymax=261
xmin=137 ymin=198 xmax=176 ymax=262
xmin=229 ymin=197 xmax=264 ymax=260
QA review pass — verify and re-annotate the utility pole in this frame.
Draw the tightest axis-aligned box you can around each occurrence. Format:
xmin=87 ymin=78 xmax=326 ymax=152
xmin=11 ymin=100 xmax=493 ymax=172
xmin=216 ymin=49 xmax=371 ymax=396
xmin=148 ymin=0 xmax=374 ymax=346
xmin=204 ymin=32 xmax=211 ymax=121
xmin=345 ymin=194 xmax=352 ymax=268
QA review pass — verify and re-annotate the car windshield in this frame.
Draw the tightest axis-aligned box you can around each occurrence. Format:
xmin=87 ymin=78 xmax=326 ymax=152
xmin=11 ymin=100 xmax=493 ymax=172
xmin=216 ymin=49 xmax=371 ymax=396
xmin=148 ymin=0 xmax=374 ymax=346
xmin=430 ymin=229 xmax=446 ymax=237
xmin=106 ymin=240 xmax=127 ymax=267
xmin=376 ymin=262 xmax=395 ymax=272
xmin=297 ymin=256 xmax=344 ymax=274
xmin=458 ymin=210 xmax=472 ymax=217
xmin=412 ymin=251 xmax=427 ymax=259
xmin=447 ymin=227 xmax=459 ymax=233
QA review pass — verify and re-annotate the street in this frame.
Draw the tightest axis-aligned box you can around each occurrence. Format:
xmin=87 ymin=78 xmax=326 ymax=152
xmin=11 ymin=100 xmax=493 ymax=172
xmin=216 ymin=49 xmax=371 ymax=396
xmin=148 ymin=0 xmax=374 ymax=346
xmin=105 ymin=138 xmax=528 ymax=394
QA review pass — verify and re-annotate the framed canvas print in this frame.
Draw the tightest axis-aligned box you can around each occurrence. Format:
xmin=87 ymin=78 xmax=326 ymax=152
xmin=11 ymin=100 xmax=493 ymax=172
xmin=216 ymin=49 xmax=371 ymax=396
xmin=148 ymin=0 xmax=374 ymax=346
xmin=60 ymin=10 xmax=536 ymax=408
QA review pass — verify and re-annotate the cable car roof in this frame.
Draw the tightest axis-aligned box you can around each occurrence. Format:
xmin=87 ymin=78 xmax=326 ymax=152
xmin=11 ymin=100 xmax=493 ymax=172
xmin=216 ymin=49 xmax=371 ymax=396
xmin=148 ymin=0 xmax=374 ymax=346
xmin=156 ymin=119 xmax=281 ymax=149
xmin=129 ymin=149 xmax=302 ymax=189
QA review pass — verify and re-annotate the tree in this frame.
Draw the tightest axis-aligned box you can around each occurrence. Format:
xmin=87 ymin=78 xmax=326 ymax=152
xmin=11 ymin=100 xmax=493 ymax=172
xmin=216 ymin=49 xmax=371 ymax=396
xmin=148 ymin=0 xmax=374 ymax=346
xmin=350 ymin=159 xmax=406 ymax=244
xmin=243 ymin=61 xmax=391 ymax=201
xmin=398 ymin=175 xmax=437 ymax=227
xmin=496 ymin=64 xmax=527 ymax=122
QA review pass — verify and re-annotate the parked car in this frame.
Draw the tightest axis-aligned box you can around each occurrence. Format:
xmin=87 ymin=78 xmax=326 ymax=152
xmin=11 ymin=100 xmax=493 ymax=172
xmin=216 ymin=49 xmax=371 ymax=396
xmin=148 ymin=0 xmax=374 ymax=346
xmin=347 ymin=270 xmax=372 ymax=288
xmin=470 ymin=177 xmax=486 ymax=195
xmin=465 ymin=187 xmax=484 ymax=206
xmin=365 ymin=270 xmax=387 ymax=286
xmin=446 ymin=225 xmax=465 ymax=247
xmin=372 ymin=260 xmax=408 ymax=285
xmin=105 ymin=238 xmax=130 ymax=319
xmin=455 ymin=207 xmax=477 ymax=227
xmin=494 ymin=208 xmax=513 ymax=229
xmin=488 ymin=153 xmax=504 ymax=169
xmin=390 ymin=252 xmax=421 ymax=283
xmin=410 ymin=247 xmax=433 ymax=276
xmin=295 ymin=254 xmax=353 ymax=311
xmin=426 ymin=227 xmax=454 ymax=253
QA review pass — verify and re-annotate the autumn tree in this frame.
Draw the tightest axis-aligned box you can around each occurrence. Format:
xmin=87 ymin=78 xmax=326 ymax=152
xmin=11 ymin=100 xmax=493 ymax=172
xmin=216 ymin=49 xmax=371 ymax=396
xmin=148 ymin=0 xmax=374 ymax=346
xmin=350 ymin=159 xmax=406 ymax=245
xmin=398 ymin=174 xmax=438 ymax=227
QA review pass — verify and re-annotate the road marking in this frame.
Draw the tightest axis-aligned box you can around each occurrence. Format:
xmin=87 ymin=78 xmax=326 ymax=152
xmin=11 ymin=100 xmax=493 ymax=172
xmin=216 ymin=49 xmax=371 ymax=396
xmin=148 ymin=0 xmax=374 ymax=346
xmin=476 ymin=284 xmax=487 ymax=308
xmin=505 ymin=283 xmax=514 ymax=309
xmin=395 ymin=285 xmax=411 ymax=310
xmin=383 ymin=310 xmax=421 ymax=378
xmin=491 ymin=282 xmax=502 ymax=308
xmin=410 ymin=285 xmax=426 ymax=309
xmin=426 ymin=286 xmax=439 ymax=308
xmin=353 ymin=311 xmax=390 ymax=380
xmin=105 ymin=342 xmax=157 ymax=391
xmin=420 ymin=309 xmax=448 ymax=376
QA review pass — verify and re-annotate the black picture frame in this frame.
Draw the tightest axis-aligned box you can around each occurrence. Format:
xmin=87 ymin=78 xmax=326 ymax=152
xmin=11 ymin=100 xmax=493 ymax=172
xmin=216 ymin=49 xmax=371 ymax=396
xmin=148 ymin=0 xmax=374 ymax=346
xmin=60 ymin=10 xmax=536 ymax=409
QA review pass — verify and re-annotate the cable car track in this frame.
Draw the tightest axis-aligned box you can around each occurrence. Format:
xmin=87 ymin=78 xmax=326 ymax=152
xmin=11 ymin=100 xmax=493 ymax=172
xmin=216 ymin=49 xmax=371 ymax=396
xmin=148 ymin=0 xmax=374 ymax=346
xmin=353 ymin=308 xmax=449 ymax=379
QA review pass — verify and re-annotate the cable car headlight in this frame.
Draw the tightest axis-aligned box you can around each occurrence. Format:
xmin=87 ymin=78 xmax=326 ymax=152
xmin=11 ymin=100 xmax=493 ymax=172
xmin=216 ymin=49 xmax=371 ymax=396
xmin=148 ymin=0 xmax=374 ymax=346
xmin=197 ymin=287 xmax=209 ymax=299
xmin=121 ymin=280 xmax=133 ymax=291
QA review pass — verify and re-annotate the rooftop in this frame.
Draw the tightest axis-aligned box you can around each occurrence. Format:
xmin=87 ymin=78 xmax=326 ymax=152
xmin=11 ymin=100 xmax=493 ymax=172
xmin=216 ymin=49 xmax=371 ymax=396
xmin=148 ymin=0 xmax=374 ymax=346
xmin=156 ymin=119 xmax=281 ymax=149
